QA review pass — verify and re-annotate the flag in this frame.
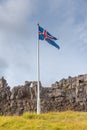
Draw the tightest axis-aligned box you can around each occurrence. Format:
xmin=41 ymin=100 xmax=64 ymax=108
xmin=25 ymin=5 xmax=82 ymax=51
xmin=38 ymin=25 xmax=60 ymax=49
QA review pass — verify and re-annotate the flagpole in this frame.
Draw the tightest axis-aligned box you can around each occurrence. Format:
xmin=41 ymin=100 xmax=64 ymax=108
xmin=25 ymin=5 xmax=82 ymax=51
xmin=37 ymin=23 xmax=40 ymax=114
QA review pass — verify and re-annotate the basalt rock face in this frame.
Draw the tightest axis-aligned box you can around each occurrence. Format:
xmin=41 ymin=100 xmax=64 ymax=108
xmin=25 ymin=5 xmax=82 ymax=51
xmin=0 ymin=74 xmax=87 ymax=115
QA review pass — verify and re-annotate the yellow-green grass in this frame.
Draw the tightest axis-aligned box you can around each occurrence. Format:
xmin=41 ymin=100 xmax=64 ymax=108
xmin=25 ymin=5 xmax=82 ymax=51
xmin=0 ymin=111 xmax=87 ymax=130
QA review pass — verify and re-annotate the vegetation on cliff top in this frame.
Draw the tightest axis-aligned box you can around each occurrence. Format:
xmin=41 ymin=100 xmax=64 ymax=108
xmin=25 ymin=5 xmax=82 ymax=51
xmin=0 ymin=111 xmax=87 ymax=130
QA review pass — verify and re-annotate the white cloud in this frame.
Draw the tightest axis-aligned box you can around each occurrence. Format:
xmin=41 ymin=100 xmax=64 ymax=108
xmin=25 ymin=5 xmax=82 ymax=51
xmin=0 ymin=57 xmax=8 ymax=76
xmin=0 ymin=0 xmax=38 ymax=33
xmin=0 ymin=0 xmax=38 ymax=86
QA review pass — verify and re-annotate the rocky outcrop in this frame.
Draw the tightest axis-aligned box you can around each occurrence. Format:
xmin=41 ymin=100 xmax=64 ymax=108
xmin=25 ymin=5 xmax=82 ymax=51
xmin=0 ymin=74 xmax=87 ymax=115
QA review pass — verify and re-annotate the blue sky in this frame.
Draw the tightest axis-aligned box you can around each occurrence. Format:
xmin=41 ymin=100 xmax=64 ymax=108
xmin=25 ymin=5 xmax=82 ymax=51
xmin=0 ymin=0 xmax=87 ymax=87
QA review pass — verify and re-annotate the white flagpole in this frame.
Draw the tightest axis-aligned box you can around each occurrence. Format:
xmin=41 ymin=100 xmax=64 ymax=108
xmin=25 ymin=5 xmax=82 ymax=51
xmin=37 ymin=23 xmax=40 ymax=114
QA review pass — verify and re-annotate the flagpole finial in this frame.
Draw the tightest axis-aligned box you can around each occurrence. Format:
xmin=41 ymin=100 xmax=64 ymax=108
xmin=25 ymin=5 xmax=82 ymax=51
xmin=37 ymin=23 xmax=39 ymax=26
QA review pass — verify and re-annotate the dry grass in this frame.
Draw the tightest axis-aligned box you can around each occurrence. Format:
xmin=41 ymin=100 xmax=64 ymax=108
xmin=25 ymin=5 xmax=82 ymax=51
xmin=0 ymin=111 xmax=87 ymax=130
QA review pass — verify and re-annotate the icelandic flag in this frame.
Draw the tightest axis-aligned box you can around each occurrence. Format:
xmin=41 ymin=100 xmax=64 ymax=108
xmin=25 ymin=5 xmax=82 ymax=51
xmin=38 ymin=25 xmax=60 ymax=49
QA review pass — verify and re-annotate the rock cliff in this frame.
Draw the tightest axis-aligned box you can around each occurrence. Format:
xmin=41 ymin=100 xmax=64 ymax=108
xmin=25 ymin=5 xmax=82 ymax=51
xmin=0 ymin=74 xmax=87 ymax=115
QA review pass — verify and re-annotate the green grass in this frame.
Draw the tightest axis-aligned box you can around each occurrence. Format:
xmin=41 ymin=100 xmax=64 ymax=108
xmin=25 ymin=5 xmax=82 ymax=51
xmin=0 ymin=111 xmax=87 ymax=130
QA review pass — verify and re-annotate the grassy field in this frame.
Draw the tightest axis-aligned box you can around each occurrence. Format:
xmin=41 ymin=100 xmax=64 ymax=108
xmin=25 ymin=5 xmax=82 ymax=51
xmin=0 ymin=111 xmax=87 ymax=130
